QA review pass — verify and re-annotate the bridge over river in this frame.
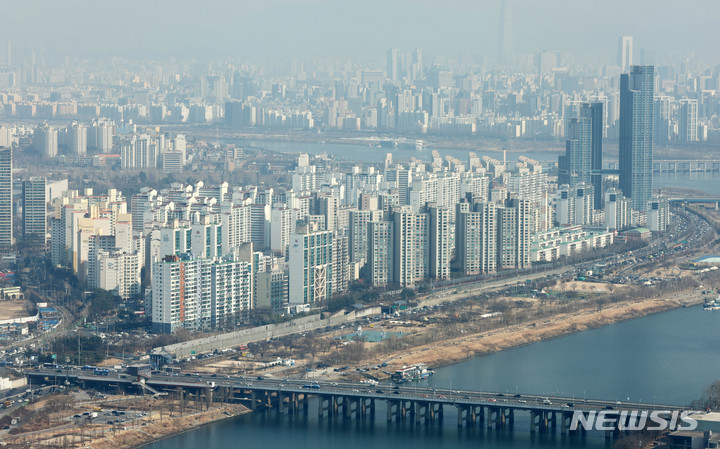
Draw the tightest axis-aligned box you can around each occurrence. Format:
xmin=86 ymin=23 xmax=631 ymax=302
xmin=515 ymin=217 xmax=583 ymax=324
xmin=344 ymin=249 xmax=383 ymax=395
xmin=26 ymin=368 xmax=687 ymax=439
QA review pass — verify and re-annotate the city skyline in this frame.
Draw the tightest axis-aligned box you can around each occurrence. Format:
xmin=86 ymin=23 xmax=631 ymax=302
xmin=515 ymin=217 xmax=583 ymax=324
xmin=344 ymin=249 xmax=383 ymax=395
xmin=1 ymin=1 xmax=719 ymax=63
xmin=0 ymin=2 xmax=719 ymax=448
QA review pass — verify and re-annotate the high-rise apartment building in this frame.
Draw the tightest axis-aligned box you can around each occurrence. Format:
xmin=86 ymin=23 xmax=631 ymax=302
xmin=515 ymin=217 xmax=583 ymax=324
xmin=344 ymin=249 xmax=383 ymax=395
xmin=88 ymin=119 xmax=114 ymax=153
xmin=647 ymin=196 xmax=669 ymax=232
xmin=392 ymin=209 xmax=428 ymax=287
xmin=270 ymin=207 xmax=293 ymax=258
xmin=496 ymin=198 xmax=531 ymax=270
xmin=288 ymin=228 xmax=335 ymax=305
xmin=151 ymin=254 xmax=252 ymax=333
xmin=456 ymin=201 xmax=496 ymax=275
xmin=559 ymin=103 xmax=603 ymax=209
xmin=427 ymin=205 xmax=450 ymax=281
xmin=67 ymin=122 xmax=87 ymax=156
xmin=654 ymin=97 xmax=671 ymax=143
xmin=678 ymin=98 xmax=698 ymax=142
xmin=0 ymin=147 xmax=11 ymax=247
xmin=367 ymin=220 xmax=393 ymax=287
xmin=604 ymin=188 xmax=631 ymax=231
xmin=619 ymin=66 xmax=654 ymax=211
xmin=34 ymin=124 xmax=58 ymax=158
xmin=23 ymin=177 xmax=46 ymax=243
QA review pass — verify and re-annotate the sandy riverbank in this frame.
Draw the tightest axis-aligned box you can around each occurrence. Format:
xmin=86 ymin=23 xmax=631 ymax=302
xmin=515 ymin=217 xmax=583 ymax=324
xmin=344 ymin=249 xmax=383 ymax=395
xmin=1 ymin=401 xmax=250 ymax=449
xmin=117 ymin=404 xmax=249 ymax=449
xmin=382 ymin=295 xmax=702 ymax=371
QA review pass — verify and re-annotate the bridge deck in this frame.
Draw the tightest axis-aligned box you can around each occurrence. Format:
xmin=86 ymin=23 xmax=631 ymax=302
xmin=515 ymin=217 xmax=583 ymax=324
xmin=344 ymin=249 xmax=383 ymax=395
xmin=27 ymin=368 xmax=684 ymax=416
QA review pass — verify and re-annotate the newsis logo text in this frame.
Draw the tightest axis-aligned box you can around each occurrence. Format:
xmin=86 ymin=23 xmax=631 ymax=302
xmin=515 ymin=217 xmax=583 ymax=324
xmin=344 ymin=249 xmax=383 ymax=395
xmin=570 ymin=410 xmax=698 ymax=432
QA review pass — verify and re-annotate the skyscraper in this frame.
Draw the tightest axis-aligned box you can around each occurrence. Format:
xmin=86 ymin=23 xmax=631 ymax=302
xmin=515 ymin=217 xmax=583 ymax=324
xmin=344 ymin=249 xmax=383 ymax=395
xmin=558 ymin=102 xmax=603 ymax=209
xmin=617 ymin=36 xmax=633 ymax=72
xmin=386 ymin=48 xmax=399 ymax=81
xmin=587 ymin=103 xmax=604 ymax=209
xmin=560 ymin=114 xmax=592 ymax=187
xmin=619 ymin=66 xmax=654 ymax=211
xmin=411 ymin=48 xmax=424 ymax=80
xmin=23 ymin=177 xmax=47 ymax=243
xmin=0 ymin=147 xmax=11 ymax=247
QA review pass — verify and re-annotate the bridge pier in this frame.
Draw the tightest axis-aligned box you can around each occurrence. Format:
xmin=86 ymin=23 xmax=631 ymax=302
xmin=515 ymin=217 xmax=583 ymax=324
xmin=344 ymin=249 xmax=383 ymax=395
xmin=434 ymin=403 xmax=443 ymax=422
xmin=457 ymin=405 xmax=468 ymax=427
xmin=560 ymin=411 xmax=573 ymax=434
xmin=318 ymin=394 xmax=332 ymax=418
xmin=488 ymin=406 xmax=509 ymax=430
xmin=530 ymin=409 xmax=551 ymax=434
xmin=415 ymin=401 xmax=429 ymax=424
xmin=341 ymin=396 xmax=349 ymax=419
xmin=456 ymin=404 xmax=484 ymax=427
xmin=276 ymin=391 xmax=285 ymax=414
xmin=401 ymin=400 xmax=415 ymax=421
xmin=339 ymin=396 xmax=361 ymax=420
xmin=360 ymin=397 xmax=375 ymax=417
xmin=387 ymin=400 xmax=400 ymax=423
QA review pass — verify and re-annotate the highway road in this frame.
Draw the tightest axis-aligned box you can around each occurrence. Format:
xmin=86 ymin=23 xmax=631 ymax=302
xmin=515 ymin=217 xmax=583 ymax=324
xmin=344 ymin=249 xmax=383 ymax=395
xmin=27 ymin=368 xmax=687 ymax=415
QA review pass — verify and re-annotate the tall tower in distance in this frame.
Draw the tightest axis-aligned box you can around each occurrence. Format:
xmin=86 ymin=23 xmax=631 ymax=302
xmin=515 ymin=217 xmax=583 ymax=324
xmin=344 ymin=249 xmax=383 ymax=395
xmin=498 ymin=0 xmax=513 ymax=66
xmin=0 ymin=147 xmax=12 ymax=247
xmin=617 ymin=36 xmax=633 ymax=72
xmin=619 ymin=66 xmax=654 ymax=212
xmin=386 ymin=48 xmax=399 ymax=82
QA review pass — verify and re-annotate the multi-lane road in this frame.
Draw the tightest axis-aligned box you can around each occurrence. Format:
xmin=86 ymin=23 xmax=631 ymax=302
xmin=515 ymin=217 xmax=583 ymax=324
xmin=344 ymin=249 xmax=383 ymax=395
xmin=27 ymin=368 xmax=686 ymax=415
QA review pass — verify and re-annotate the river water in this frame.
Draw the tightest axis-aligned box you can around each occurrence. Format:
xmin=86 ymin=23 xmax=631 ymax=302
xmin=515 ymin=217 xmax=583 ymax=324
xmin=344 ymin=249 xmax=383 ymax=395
xmin=247 ymin=139 xmax=558 ymax=164
xmin=251 ymin=140 xmax=720 ymax=195
xmin=144 ymin=305 xmax=720 ymax=449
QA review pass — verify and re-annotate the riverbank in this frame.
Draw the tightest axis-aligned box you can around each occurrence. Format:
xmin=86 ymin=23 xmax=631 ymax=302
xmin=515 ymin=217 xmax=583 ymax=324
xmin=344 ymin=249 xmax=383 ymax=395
xmin=0 ymin=400 xmax=249 ymax=449
xmin=383 ymin=295 xmax=703 ymax=372
xmin=111 ymin=404 xmax=249 ymax=449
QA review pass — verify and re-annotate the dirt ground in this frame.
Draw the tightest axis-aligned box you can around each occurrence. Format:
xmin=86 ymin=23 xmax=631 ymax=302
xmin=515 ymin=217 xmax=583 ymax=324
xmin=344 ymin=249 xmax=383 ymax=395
xmin=0 ymin=300 xmax=30 ymax=320
xmin=553 ymin=280 xmax=627 ymax=293
xmin=0 ymin=393 xmax=249 ymax=449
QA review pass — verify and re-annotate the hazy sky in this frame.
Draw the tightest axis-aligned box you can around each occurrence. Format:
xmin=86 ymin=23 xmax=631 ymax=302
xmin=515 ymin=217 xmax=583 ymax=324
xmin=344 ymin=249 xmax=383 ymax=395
xmin=3 ymin=0 xmax=718 ymax=63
